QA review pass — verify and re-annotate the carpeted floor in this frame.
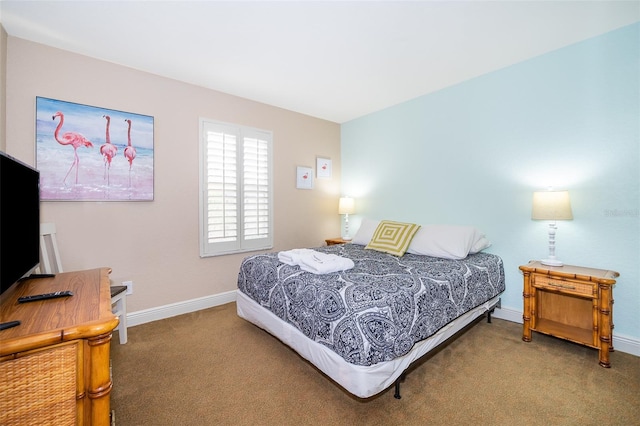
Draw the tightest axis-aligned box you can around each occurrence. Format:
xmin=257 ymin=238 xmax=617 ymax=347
xmin=110 ymin=302 xmax=640 ymax=425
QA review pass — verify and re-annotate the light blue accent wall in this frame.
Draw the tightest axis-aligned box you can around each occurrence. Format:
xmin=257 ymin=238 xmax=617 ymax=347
xmin=341 ymin=24 xmax=639 ymax=340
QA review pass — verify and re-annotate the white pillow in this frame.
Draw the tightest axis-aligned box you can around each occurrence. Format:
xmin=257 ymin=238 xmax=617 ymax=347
xmin=470 ymin=235 xmax=492 ymax=254
xmin=406 ymin=225 xmax=491 ymax=260
xmin=351 ymin=218 xmax=380 ymax=245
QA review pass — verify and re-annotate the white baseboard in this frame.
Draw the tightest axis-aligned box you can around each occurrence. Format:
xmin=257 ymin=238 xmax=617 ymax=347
xmin=492 ymin=306 xmax=523 ymax=324
xmin=493 ymin=307 xmax=640 ymax=357
xmin=126 ymin=290 xmax=237 ymax=327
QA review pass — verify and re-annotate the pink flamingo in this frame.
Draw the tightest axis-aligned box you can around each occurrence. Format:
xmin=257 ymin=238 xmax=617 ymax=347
xmin=100 ymin=115 xmax=117 ymax=184
xmin=124 ymin=119 xmax=137 ymax=171
xmin=124 ymin=119 xmax=137 ymax=187
xmin=52 ymin=111 xmax=94 ymax=184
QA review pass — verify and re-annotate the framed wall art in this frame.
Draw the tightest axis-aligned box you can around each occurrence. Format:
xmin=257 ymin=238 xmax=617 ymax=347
xmin=296 ymin=166 xmax=313 ymax=189
xmin=36 ymin=96 xmax=154 ymax=201
xmin=316 ymin=157 xmax=332 ymax=179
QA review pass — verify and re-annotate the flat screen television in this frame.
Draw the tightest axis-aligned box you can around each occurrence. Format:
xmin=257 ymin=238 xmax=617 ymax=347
xmin=0 ymin=151 xmax=41 ymax=296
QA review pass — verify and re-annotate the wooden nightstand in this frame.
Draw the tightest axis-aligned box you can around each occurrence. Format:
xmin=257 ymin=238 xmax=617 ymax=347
xmin=325 ymin=237 xmax=348 ymax=246
xmin=520 ymin=261 xmax=619 ymax=367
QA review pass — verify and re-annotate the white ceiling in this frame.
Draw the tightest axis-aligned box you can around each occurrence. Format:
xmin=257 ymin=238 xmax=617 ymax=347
xmin=1 ymin=1 xmax=639 ymax=123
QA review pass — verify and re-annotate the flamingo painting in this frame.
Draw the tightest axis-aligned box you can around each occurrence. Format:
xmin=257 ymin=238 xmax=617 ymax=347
xmin=37 ymin=97 xmax=154 ymax=201
xmin=100 ymin=115 xmax=118 ymax=185
xmin=52 ymin=111 xmax=94 ymax=185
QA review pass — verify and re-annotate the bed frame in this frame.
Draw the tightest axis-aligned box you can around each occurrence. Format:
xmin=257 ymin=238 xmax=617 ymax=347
xmin=391 ymin=298 xmax=499 ymax=399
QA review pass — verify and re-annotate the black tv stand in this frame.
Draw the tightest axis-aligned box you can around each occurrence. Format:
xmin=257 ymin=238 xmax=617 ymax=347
xmin=0 ymin=320 xmax=21 ymax=331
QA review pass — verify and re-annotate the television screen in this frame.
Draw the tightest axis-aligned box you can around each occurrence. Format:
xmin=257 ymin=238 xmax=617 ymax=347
xmin=0 ymin=151 xmax=40 ymax=295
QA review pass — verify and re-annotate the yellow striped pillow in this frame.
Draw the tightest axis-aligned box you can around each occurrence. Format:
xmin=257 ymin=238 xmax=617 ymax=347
xmin=365 ymin=220 xmax=421 ymax=256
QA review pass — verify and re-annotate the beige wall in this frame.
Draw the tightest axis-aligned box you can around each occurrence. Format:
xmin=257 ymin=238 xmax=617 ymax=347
xmin=5 ymin=37 xmax=341 ymax=312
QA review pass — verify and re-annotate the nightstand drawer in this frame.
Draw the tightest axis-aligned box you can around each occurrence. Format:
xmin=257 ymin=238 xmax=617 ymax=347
xmin=532 ymin=275 xmax=595 ymax=298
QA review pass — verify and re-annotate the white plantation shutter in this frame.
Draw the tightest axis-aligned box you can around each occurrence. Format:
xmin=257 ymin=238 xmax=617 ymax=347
xmin=200 ymin=119 xmax=273 ymax=256
xmin=242 ymin=135 xmax=270 ymax=242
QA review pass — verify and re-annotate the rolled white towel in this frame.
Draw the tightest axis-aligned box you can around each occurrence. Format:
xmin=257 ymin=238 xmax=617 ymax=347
xmin=299 ymin=251 xmax=355 ymax=275
xmin=278 ymin=248 xmax=314 ymax=266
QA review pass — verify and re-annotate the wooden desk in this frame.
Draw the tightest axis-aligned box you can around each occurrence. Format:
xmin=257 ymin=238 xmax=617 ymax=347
xmin=520 ymin=261 xmax=618 ymax=367
xmin=0 ymin=268 xmax=118 ymax=425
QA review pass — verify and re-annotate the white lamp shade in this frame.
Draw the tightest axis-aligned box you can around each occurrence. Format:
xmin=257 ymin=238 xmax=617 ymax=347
xmin=532 ymin=191 xmax=573 ymax=221
xmin=338 ymin=197 xmax=355 ymax=215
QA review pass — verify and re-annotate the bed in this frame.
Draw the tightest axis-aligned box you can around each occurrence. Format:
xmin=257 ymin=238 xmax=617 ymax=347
xmin=236 ymin=236 xmax=505 ymax=399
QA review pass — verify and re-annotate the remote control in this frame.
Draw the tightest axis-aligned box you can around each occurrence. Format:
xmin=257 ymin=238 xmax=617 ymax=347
xmin=18 ymin=290 xmax=74 ymax=303
xmin=0 ymin=321 xmax=21 ymax=331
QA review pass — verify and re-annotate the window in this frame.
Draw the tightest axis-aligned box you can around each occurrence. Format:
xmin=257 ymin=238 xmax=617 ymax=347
xmin=199 ymin=119 xmax=273 ymax=256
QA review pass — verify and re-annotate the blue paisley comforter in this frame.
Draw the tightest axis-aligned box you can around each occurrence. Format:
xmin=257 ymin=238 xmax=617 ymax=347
xmin=237 ymin=244 xmax=505 ymax=367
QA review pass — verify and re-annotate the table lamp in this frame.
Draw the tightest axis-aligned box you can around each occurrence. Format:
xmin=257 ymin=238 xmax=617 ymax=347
xmin=339 ymin=197 xmax=355 ymax=241
xmin=532 ymin=190 xmax=573 ymax=266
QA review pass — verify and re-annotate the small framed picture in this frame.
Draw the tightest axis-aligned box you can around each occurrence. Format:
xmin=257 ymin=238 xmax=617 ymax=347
xmin=316 ymin=157 xmax=332 ymax=179
xmin=296 ymin=166 xmax=313 ymax=189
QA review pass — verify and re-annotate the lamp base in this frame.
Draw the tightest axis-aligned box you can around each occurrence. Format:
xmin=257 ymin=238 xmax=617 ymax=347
xmin=341 ymin=235 xmax=352 ymax=241
xmin=541 ymin=258 xmax=564 ymax=267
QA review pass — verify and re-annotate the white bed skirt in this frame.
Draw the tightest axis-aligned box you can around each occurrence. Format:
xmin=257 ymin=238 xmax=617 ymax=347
xmin=236 ymin=290 xmax=501 ymax=398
